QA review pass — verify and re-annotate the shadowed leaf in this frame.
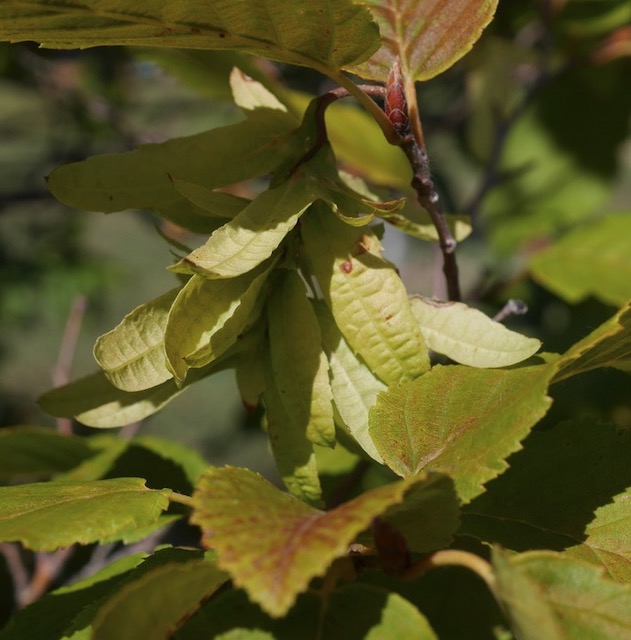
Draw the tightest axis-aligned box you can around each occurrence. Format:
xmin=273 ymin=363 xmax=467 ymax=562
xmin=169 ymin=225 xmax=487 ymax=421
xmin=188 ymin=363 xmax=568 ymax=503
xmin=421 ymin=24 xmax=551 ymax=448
xmin=462 ymin=420 xmax=631 ymax=582
xmin=369 ymin=365 xmax=554 ymax=502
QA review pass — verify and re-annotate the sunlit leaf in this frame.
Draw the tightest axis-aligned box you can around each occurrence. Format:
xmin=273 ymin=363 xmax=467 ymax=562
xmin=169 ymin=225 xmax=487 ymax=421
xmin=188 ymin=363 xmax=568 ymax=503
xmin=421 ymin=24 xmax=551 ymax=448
xmin=170 ymin=172 xmax=318 ymax=279
xmin=0 ymin=1 xmax=380 ymax=71
xmin=302 ymin=203 xmax=429 ymax=385
xmin=190 ymin=465 xmax=443 ymax=617
xmin=230 ymin=66 xmax=289 ymax=112
xmin=165 ymin=263 xmax=271 ymax=382
xmin=369 ymin=364 xmax=554 ymax=502
xmin=530 ymin=213 xmax=631 ymax=307
xmin=0 ymin=426 xmax=93 ymax=482
xmin=350 ymin=0 xmax=499 ymax=82
xmin=553 ymin=300 xmax=631 ymax=382
xmin=314 ymin=301 xmax=386 ymax=462
xmin=0 ymin=478 xmax=170 ymax=551
xmin=94 ymin=287 xmax=180 ymax=392
xmin=462 ymin=420 xmax=631 ymax=582
xmin=38 ymin=348 xmax=238 ymax=428
xmin=47 ymin=109 xmax=296 ymax=215
xmin=380 ymin=208 xmax=472 ymax=242
xmin=493 ymin=549 xmax=631 ymax=639
xmin=267 ymin=270 xmax=335 ymax=448
xmin=410 ymin=296 xmax=541 ymax=368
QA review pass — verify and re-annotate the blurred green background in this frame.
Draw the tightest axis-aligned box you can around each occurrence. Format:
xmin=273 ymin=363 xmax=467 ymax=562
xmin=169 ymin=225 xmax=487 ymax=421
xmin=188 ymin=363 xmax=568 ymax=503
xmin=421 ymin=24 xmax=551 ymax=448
xmin=0 ymin=0 xmax=629 ymax=470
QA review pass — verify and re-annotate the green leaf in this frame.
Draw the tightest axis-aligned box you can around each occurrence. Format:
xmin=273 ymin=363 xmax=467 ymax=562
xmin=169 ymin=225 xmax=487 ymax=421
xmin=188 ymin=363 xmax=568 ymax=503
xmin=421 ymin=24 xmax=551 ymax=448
xmin=410 ymin=296 xmax=541 ymax=368
xmin=322 ymin=584 xmax=438 ymax=639
xmin=38 ymin=349 xmax=237 ymax=428
xmin=170 ymin=173 xmax=318 ymax=279
xmin=461 ymin=419 xmax=631 ymax=583
xmin=530 ymin=213 xmax=631 ymax=307
xmin=0 ymin=551 xmax=148 ymax=640
xmin=553 ymin=300 xmax=631 ymax=382
xmin=235 ymin=323 xmax=268 ymax=411
xmin=38 ymin=371 xmax=188 ymax=429
xmin=380 ymin=207 xmax=472 ymax=243
xmin=0 ymin=478 xmax=170 ymax=551
xmin=171 ymin=177 xmax=250 ymax=219
xmin=0 ymin=1 xmax=380 ymax=71
xmin=263 ymin=350 xmax=322 ymax=506
xmin=350 ymin=0 xmax=499 ymax=82
xmin=94 ymin=287 xmax=180 ymax=392
xmin=47 ymin=109 xmax=296 ymax=215
xmin=190 ymin=465 xmax=443 ymax=617
xmin=165 ymin=262 xmax=271 ymax=382
xmin=369 ymin=364 xmax=554 ymax=502
xmin=0 ymin=426 xmax=94 ymax=482
xmin=314 ymin=301 xmax=386 ymax=462
xmin=301 ymin=202 xmax=429 ymax=385
xmin=493 ymin=549 xmax=631 ymax=639
xmin=267 ymin=270 xmax=335 ymax=448
xmin=91 ymin=554 xmax=227 ymax=640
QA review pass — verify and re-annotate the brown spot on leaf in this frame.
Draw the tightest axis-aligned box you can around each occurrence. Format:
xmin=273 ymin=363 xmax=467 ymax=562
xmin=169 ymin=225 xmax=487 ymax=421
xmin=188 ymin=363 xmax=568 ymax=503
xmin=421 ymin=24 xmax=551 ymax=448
xmin=340 ymin=259 xmax=353 ymax=274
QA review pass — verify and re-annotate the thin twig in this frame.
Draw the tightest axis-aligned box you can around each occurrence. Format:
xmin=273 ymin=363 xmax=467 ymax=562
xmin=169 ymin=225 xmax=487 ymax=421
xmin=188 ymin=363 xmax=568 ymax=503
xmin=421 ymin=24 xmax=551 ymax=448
xmin=493 ymin=299 xmax=528 ymax=323
xmin=51 ymin=295 xmax=87 ymax=435
xmin=18 ymin=547 xmax=74 ymax=608
xmin=0 ymin=543 xmax=30 ymax=606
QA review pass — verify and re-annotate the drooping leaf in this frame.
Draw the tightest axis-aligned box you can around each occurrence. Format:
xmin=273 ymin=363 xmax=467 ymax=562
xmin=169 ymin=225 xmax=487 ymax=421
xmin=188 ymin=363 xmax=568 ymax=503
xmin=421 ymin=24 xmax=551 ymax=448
xmin=190 ymin=465 xmax=446 ymax=617
xmin=91 ymin=553 xmax=227 ymax=640
xmin=410 ymin=296 xmax=541 ymax=368
xmin=462 ymin=420 xmax=631 ymax=582
xmin=530 ymin=213 xmax=631 ymax=307
xmin=350 ymin=0 xmax=499 ymax=82
xmin=234 ymin=323 xmax=268 ymax=411
xmin=38 ymin=348 xmax=238 ymax=428
xmin=0 ymin=478 xmax=170 ymax=551
xmin=0 ymin=1 xmax=380 ymax=71
xmin=0 ymin=426 xmax=94 ymax=482
xmin=267 ymin=271 xmax=335 ymax=448
xmin=47 ymin=109 xmax=296 ymax=215
xmin=493 ymin=549 xmax=631 ymax=639
xmin=369 ymin=364 xmax=554 ymax=502
xmin=553 ymin=300 xmax=631 ymax=382
xmin=170 ymin=172 xmax=318 ymax=279
xmin=94 ymin=287 xmax=180 ymax=392
xmin=301 ymin=202 xmax=429 ymax=385
xmin=314 ymin=301 xmax=386 ymax=462
xmin=262 ymin=350 xmax=322 ymax=506
xmin=164 ymin=262 xmax=271 ymax=382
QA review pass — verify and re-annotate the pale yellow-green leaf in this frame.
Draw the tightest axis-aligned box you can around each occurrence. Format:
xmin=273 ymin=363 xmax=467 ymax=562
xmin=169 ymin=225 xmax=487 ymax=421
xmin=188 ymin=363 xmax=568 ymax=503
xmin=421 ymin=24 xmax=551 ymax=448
xmin=0 ymin=1 xmax=381 ymax=72
xmin=301 ymin=203 xmax=429 ymax=385
xmin=165 ymin=263 xmax=271 ymax=383
xmin=263 ymin=352 xmax=322 ymax=506
xmin=230 ymin=67 xmax=289 ymax=112
xmin=171 ymin=172 xmax=318 ymax=279
xmin=315 ymin=301 xmax=385 ymax=463
xmin=94 ymin=287 xmax=180 ymax=392
xmin=267 ymin=271 xmax=335 ymax=448
xmin=410 ymin=296 xmax=541 ymax=368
